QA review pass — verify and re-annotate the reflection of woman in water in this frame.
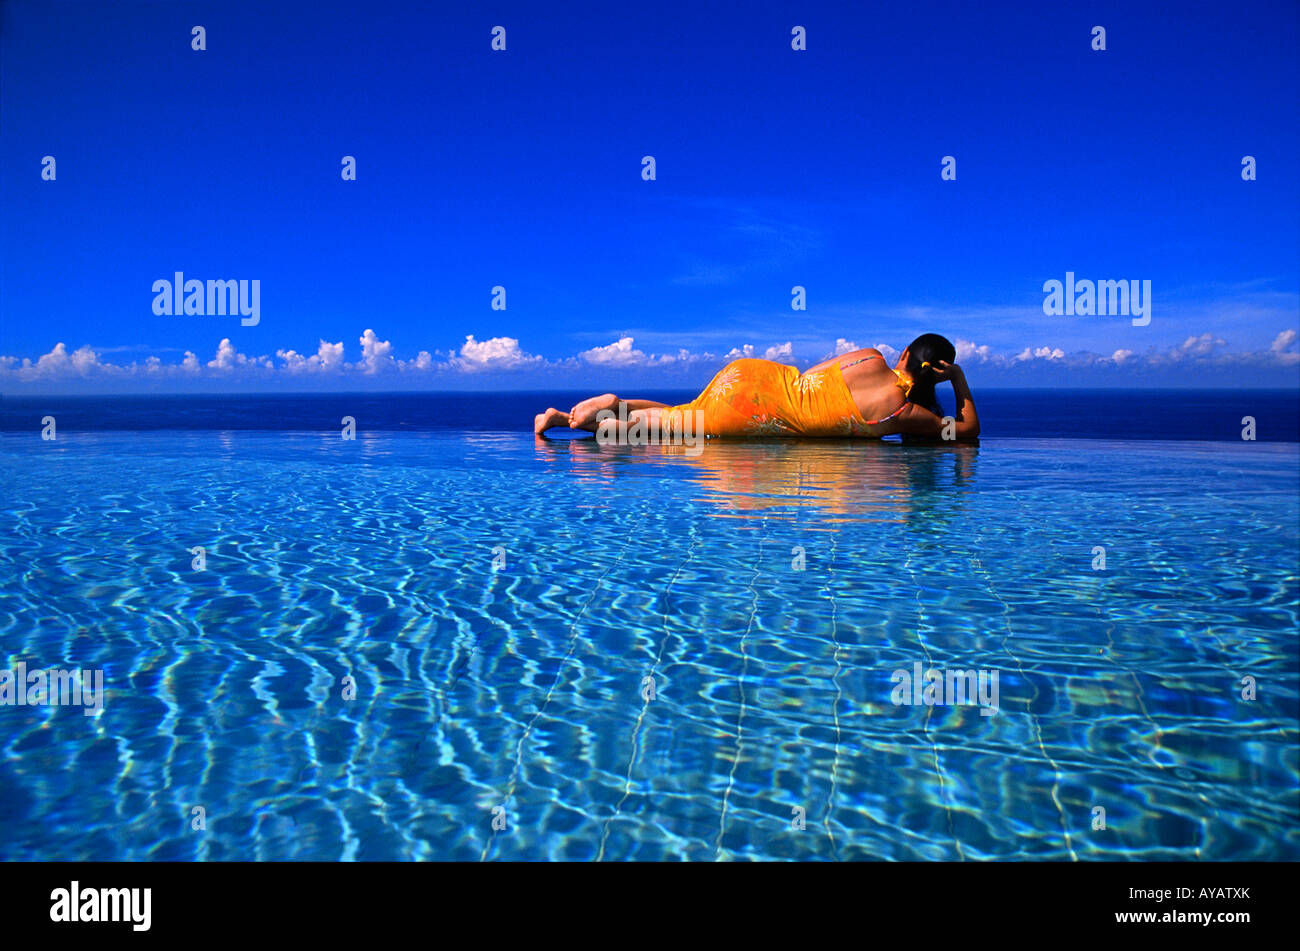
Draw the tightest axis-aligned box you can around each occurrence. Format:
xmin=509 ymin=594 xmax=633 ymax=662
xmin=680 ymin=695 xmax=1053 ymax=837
xmin=535 ymin=333 xmax=980 ymax=441
xmin=536 ymin=424 xmax=978 ymax=524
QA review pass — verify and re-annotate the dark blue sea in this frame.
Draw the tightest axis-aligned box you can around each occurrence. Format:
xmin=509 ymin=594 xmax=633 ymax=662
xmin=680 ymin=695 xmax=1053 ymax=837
xmin=2 ymin=388 xmax=1297 ymax=440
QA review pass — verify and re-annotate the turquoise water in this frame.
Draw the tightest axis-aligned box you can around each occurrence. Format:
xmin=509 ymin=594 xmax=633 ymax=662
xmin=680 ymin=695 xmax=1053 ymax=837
xmin=1 ymin=431 xmax=1296 ymax=860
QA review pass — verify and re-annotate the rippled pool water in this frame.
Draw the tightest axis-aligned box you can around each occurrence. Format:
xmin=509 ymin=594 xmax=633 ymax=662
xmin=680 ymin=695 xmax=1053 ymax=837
xmin=1 ymin=431 xmax=1296 ymax=861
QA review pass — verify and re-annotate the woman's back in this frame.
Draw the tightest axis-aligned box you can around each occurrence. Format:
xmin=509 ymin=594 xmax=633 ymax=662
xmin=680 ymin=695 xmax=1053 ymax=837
xmin=817 ymin=349 xmax=909 ymax=423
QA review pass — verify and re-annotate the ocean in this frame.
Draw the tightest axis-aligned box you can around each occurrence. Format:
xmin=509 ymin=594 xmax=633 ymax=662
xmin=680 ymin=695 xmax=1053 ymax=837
xmin=2 ymin=388 xmax=1297 ymax=441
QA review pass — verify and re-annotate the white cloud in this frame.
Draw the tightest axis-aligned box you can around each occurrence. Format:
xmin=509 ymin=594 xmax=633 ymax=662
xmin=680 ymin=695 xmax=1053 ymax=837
xmin=1014 ymin=346 xmax=1066 ymax=362
xmin=647 ymin=347 xmax=719 ymax=367
xmin=830 ymin=338 xmax=858 ymax=356
xmin=573 ymin=336 xmax=719 ymax=368
xmin=277 ymin=339 xmax=345 ymax=373
xmin=955 ymin=339 xmax=991 ymax=363
xmin=450 ymin=334 xmax=542 ymax=371
xmin=8 ymin=342 xmax=112 ymax=381
xmin=208 ymin=338 xmax=271 ymax=371
xmin=358 ymin=328 xmax=395 ymax=374
xmin=1270 ymin=329 xmax=1298 ymax=353
xmin=28 ymin=342 xmax=71 ymax=375
xmin=208 ymin=339 xmax=239 ymax=370
xmin=1111 ymin=349 xmax=1134 ymax=363
xmin=721 ymin=342 xmax=795 ymax=362
xmin=579 ymin=336 xmax=649 ymax=366
xmin=70 ymin=345 xmax=100 ymax=373
xmin=1169 ymin=333 xmax=1226 ymax=359
xmin=36 ymin=343 xmax=76 ymax=375
xmin=1267 ymin=329 xmax=1300 ymax=366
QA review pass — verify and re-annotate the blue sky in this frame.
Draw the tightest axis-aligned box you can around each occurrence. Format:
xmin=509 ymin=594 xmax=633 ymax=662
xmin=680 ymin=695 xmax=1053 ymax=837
xmin=2 ymin=0 xmax=1297 ymax=392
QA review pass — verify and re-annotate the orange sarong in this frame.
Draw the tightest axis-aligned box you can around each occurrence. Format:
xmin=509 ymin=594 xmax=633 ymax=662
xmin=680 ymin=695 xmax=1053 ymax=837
xmin=661 ymin=358 xmax=879 ymax=438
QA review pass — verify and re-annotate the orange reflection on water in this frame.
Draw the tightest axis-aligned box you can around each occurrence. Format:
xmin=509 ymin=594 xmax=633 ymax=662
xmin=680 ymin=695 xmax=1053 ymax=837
xmin=533 ymin=433 xmax=978 ymax=526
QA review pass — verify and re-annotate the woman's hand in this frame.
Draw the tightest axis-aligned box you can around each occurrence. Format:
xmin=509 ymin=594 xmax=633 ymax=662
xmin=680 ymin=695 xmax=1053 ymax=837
xmin=929 ymin=360 xmax=964 ymax=384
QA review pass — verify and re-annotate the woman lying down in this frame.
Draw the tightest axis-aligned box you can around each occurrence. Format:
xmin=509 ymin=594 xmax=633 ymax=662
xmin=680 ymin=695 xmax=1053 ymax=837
xmin=534 ymin=333 xmax=979 ymax=443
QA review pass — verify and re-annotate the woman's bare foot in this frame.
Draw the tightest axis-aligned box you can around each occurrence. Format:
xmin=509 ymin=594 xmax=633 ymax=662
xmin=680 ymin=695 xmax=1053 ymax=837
xmin=568 ymin=393 xmax=618 ymax=429
xmin=534 ymin=407 xmax=568 ymax=434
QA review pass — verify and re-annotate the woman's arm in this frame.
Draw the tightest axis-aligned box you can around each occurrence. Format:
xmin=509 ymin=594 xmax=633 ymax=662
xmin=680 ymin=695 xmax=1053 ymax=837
xmin=883 ymin=362 xmax=980 ymax=441
xmin=938 ymin=362 xmax=979 ymax=439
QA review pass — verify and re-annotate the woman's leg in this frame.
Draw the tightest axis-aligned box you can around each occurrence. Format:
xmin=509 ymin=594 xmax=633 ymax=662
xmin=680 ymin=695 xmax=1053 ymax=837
xmin=544 ymin=359 xmax=751 ymax=436
xmin=533 ymin=406 xmax=570 ymax=434
xmin=567 ymin=394 xmax=668 ymax=430
xmin=534 ymin=393 xmax=671 ymax=434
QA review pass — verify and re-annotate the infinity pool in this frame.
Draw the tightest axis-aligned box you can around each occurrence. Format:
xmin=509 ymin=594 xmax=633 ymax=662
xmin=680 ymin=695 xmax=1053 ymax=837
xmin=1 ymin=432 xmax=1296 ymax=860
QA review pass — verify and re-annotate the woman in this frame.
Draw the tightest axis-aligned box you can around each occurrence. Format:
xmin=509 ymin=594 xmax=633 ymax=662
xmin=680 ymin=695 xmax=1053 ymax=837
xmin=534 ymin=333 xmax=980 ymax=442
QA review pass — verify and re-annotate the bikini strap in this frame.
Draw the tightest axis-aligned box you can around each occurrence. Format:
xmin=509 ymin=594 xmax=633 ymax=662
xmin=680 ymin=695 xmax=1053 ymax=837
xmin=838 ymin=352 xmax=883 ymax=371
xmin=863 ymin=401 xmax=909 ymax=426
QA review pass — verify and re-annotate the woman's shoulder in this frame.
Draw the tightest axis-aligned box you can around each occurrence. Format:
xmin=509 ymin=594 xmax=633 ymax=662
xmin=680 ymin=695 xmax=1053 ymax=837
xmin=841 ymin=345 xmax=882 ymax=356
xmin=837 ymin=347 xmax=886 ymax=369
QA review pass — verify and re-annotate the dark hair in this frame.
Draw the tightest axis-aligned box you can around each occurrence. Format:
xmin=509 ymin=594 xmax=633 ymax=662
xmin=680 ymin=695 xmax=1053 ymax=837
xmin=903 ymin=333 xmax=957 ymax=416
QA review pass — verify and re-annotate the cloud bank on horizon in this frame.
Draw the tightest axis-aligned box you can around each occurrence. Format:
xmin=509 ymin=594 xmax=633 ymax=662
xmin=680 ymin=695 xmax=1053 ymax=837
xmin=4 ymin=327 xmax=1297 ymax=392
